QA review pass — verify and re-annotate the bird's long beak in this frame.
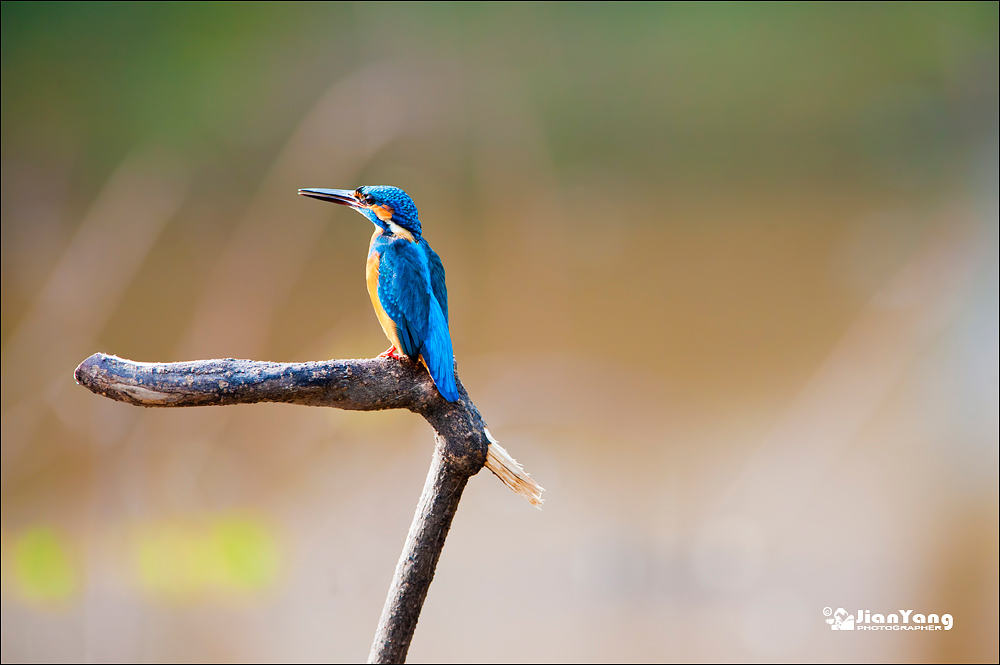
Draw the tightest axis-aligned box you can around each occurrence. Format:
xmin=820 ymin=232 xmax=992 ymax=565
xmin=297 ymin=188 xmax=360 ymax=207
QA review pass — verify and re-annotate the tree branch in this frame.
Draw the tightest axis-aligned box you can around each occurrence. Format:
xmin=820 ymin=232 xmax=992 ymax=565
xmin=74 ymin=352 xmax=442 ymax=412
xmin=74 ymin=352 xmax=540 ymax=663
xmin=368 ymin=443 xmax=470 ymax=662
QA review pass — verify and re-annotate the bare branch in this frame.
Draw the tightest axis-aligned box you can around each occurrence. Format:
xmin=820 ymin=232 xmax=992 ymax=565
xmin=368 ymin=443 xmax=469 ymax=663
xmin=74 ymin=351 xmax=540 ymax=663
xmin=74 ymin=352 xmax=436 ymax=411
xmin=75 ymin=353 xmax=485 ymax=458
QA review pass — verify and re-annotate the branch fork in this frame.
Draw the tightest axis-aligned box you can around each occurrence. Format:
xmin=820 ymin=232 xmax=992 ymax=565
xmin=74 ymin=352 xmax=541 ymax=663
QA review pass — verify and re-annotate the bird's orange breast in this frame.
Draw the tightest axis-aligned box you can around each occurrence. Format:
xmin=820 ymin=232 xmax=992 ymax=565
xmin=366 ymin=233 xmax=403 ymax=353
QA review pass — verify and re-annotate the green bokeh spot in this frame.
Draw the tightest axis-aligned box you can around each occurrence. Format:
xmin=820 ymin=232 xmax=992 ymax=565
xmin=13 ymin=527 xmax=76 ymax=601
xmin=213 ymin=517 xmax=278 ymax=591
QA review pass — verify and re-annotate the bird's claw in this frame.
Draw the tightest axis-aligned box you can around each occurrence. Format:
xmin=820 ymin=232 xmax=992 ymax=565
xmin=378 ymin=346 xmax=405 ymax=361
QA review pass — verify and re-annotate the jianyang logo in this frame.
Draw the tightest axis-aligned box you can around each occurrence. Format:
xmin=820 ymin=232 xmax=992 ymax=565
xmin=823 ymin=607 xmax=953 ymax=631
xmin=825 ymin=607 xmax=855 ymax=630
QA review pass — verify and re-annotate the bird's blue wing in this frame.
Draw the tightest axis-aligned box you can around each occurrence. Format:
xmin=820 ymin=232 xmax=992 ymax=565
xmin=376 ymin=240 xmax=429 ymax=359
xmin=422 ymin=294 xmax=458 ymax=401
xmin=426 ymin=243 xmax=448 ymax=324
xmin=377 ymin=238 xmax=458 ymax=402
xmin=423 ymin=242 xmax=457 ymax=400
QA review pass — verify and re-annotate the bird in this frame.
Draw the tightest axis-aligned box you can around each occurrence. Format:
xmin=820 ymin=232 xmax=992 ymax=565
xmin=299 ymin=184 xmax=543 ymax=505
xmin=298 ymin=185 xmax=459 ymax=402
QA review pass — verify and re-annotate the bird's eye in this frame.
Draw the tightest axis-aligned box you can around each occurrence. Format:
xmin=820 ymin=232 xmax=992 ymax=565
xmin=356 ymin=189 xmax=372 ymax=205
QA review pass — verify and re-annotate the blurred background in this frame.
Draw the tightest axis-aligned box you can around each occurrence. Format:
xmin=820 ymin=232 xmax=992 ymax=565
xmin=2 ymin=2 xmax=997 ymax=662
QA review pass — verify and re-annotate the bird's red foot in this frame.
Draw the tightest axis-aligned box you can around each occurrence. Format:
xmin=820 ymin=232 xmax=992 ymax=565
xmin=378 ymin=346 xmax=405 ymax=360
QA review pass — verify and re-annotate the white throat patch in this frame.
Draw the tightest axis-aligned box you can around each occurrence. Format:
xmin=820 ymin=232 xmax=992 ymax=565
xmin=388 ymin=220 xmax=415 ymax=243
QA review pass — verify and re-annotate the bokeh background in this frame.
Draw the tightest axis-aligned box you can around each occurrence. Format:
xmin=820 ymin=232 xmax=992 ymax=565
xmin=2 ymin=2 xmax=997 ymax=662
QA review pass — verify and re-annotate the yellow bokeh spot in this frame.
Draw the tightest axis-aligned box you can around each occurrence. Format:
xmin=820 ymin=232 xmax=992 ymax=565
xmin=13 ymin=527 xmax=76 ymax=602
xmin=134 ymin=514 xmax=279 ymax=601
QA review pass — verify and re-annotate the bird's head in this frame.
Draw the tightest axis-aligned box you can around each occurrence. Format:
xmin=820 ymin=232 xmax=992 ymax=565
xmin=298 ymin=185 xmax=422 ymax=240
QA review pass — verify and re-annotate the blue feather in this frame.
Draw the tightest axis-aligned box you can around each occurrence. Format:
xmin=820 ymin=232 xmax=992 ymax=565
xmin=421 ymin=294 xmax=458 ymax=401
xmin=374 ymin=235 xmax=458 ymax=401
xmin=427 ymin=244 xmax=448 ymax=324
xmin=376 ymin=239 xmax=427 ymax=358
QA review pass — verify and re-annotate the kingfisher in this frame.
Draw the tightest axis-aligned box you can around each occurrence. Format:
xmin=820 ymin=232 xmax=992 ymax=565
xmin=298 ymin=185 xmax=459 ymax=402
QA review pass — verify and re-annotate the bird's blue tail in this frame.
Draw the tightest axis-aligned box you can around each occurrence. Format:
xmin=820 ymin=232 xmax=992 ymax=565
xmin=421 ymin=295 xmax=459 ymax=402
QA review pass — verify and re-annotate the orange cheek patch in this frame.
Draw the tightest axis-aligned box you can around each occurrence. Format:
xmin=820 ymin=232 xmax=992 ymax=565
xmin=371 ymin=204 xmax=394 ymax=221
